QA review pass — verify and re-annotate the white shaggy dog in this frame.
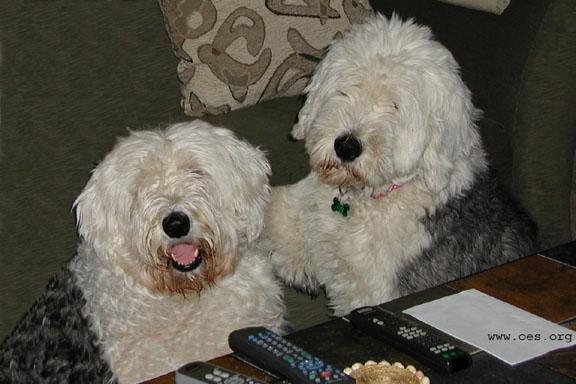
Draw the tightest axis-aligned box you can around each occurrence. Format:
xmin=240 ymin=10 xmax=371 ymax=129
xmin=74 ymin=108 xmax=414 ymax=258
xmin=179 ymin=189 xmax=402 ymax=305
xmin=0 ymin=121 xmax=287 ymax=384
xmin=265 ymin=14 xmax=538 ymax=317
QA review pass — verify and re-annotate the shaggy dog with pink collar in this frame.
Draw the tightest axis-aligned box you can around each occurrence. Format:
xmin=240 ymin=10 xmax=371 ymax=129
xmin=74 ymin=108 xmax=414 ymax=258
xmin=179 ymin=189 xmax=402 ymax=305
xmin=264 ymin=14 xmax=539 ymax=317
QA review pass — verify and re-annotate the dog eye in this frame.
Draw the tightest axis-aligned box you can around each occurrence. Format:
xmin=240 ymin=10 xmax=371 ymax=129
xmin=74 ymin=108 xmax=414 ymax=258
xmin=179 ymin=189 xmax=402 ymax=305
xmin=336 ymin=90 xmax=349 ymax=98
xmin=188 ymin=169 xmax=204 ymax=176
xmin=393 ymin=102 xmax=399 ymax=111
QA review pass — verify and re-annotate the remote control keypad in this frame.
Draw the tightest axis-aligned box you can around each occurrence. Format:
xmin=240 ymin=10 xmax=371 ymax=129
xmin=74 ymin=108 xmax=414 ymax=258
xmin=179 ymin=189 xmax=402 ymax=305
xmin=204 ymin=368 xmax=260 ymax=384
xmin=175 ymin=362 xmax=267 ymax=384
xmin=369 ymin=311 xmax=459 ymax=358
xmin=248 ymin=330 xmax=346 ymax=383
xmin=350 ymin=307 xmax=472 ymax=374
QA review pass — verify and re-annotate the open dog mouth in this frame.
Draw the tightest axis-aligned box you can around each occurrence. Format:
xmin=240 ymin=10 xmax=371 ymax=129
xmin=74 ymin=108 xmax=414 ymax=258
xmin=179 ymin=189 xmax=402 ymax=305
xmin=167 ymin=242 xmax=203 ymax=272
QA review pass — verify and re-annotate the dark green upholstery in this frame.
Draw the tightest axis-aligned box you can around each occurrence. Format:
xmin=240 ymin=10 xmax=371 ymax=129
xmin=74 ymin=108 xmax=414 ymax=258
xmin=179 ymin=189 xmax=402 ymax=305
xmin=1 ymin=0 xmax=574 ymax=341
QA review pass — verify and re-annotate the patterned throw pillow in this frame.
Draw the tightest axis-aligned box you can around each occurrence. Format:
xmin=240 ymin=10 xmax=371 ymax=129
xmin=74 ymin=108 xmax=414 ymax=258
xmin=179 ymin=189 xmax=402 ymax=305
xmin=438 ymin=0 xmax=510 ymax=14
xmin=158 ymin=0 xmax=373 ymax=117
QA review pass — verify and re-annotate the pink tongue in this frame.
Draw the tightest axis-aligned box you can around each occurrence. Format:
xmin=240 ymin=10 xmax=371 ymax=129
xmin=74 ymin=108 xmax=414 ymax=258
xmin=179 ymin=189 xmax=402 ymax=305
xmin=168 ymin=243 xmax=198 ymax=265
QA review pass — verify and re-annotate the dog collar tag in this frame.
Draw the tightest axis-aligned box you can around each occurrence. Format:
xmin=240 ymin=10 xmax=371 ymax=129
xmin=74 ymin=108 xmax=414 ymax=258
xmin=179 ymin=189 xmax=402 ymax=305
xmin=332 ymin=197 xmax=350 ymax=217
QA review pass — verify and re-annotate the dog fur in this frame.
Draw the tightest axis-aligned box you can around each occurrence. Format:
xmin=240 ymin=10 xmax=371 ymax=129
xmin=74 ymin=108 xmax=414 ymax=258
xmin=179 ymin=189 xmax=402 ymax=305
xmin=0 ymin=121 xmax=287 ymax=383
xmin=264 ymin=14 xmax=539 ymax=317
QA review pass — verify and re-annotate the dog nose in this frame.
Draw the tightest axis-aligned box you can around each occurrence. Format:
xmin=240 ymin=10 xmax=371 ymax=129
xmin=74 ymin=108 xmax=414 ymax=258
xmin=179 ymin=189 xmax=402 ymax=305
xmin=334 ymin=134 xmax=362 ymax=162
xmin=162 ymin=212 xmax=190 ymax=239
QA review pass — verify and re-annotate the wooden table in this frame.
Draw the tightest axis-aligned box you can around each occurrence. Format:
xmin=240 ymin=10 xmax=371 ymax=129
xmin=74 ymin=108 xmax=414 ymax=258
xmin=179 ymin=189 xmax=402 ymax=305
xmin=145 ymin=243 xmax=576 ymax=383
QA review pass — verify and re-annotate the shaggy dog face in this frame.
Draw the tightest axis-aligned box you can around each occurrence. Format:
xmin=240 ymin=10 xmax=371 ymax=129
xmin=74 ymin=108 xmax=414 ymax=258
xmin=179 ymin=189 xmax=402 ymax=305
xmin=293 ymin=14 xmax=486 ymax=196
xmin=1 ymin=121 xmax=288 ymax=384
xmin=264 ymin=15 xmax=537 ymax=318
xmin=74 ymin=122 xmax=271 ymax=296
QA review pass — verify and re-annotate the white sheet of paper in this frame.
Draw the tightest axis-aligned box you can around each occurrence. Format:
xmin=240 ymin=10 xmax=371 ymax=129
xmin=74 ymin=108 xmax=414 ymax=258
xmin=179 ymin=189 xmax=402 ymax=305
xmin=403 ymin=289 xmax=576 ymax=365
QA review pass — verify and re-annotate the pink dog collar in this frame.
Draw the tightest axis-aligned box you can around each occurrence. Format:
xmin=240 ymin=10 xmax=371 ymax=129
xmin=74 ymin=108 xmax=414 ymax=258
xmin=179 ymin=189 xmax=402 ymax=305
xmin=332 ymin=182 xmax=405 ymax=217
xmin=371 ymin=183 xmax=403 ymax=199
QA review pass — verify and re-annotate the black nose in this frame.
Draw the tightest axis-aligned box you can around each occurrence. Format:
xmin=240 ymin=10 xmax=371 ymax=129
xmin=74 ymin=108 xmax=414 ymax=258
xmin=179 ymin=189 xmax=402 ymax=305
xmin=162 ymin=212 xmax=190 ymax=239
xmin=334 ymin=134 xmax=362 ymax=162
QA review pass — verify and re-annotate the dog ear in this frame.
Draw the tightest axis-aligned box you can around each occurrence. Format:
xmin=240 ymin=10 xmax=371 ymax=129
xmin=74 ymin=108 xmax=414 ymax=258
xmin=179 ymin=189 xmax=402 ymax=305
xmin=421 ymin=72 xmax=486 ymax=195
xmin=73 ymin=169 xmax=109 ymax=248
xmin=291 ymin=28 xmax=349 ymax=142
xmin=233 ymin=143 xmax=271 ymax=244
xmin=291 ymin=107 xmax=311 ymax=140
xmin=206 ymin=129 xmax=272 ymax=245
xmin=290 ymin=82 xmax=328 ymax=141
xmin=290 ymin=51 xmax=333 ymax=141
xmin=73 ymin=140 xmax=131 ymax=253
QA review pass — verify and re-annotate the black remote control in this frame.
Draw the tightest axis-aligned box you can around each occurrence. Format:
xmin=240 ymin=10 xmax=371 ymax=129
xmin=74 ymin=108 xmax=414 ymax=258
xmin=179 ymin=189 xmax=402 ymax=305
xmin=228 ymin=326 xmax=354 ymax=384
xmin=175 ymin=361 xmax=268 ymax=384
xmin=349 ymin=306 xmax=471 ymax=374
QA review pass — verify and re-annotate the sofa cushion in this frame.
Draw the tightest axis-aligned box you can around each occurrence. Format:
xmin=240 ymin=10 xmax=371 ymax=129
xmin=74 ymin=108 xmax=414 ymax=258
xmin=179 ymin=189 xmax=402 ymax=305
xmin=158 ymin=0 xmax=373 ymax=117
xmin=437 ymin=0 xmax=510 ymax=14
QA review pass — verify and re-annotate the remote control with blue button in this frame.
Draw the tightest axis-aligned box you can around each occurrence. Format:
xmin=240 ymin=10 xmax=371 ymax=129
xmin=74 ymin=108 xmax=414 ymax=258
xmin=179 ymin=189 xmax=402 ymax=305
xmin=349 ymin=306 xmax=471 ymax=374
xmin=175 ymin=361 xmax=268 ymax=384
xmin=228 ymin=326 xmax=354 ymax=384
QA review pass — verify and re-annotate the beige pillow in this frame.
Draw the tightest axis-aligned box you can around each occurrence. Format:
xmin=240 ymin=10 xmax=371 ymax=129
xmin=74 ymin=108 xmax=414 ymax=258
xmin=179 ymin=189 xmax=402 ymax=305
xmin=158 ymin=0 xmax=373 ymax=117
xmin=437 ymin=0 xmax=510 ymax=14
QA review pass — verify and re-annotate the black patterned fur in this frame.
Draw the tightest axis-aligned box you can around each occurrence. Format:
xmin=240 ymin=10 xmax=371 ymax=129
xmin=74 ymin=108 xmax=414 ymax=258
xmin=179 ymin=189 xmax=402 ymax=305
xmin=397 ymin=169 xmax=540 ymax=294
xmin=0 ymin=266 xmax=114 ymax=384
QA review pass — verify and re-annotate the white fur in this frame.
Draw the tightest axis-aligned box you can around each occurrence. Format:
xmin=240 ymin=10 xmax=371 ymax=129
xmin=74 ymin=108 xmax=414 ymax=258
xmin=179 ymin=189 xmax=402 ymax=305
xmin=72 ymin=121 xmax=286 ymax=383
xmin=265 ymin=14 xmax=487 ymax=316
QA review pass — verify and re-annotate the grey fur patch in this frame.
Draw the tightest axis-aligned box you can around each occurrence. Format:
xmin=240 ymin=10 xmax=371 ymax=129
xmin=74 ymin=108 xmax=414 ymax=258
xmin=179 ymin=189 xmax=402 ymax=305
xmin=397 ymin=169 xmax=539 ymax=295
xmin=0 ymin=266 xmax=115 ymax=383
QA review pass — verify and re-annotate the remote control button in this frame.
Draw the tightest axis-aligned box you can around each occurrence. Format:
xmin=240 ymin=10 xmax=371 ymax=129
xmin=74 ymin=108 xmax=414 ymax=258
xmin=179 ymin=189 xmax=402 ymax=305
xmin=224 ymin=378 xmax=244 ymax=384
